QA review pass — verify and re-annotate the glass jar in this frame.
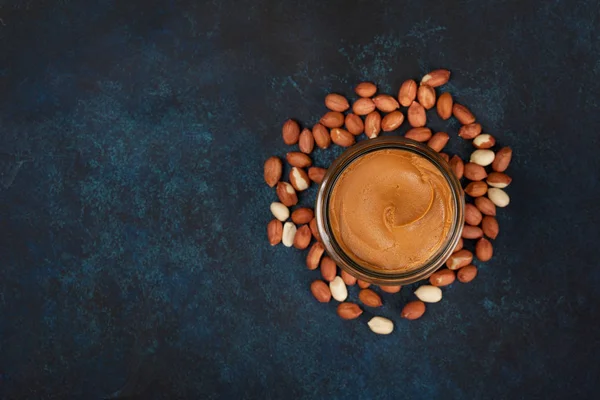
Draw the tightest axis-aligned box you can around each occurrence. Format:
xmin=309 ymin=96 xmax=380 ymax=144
xmin=315 ymin=137 xmax=464 ymax=285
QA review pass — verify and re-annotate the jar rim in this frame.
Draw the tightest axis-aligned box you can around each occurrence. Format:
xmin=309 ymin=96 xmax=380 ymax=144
xmin=315 ymin=137 xmax=465 ymax=285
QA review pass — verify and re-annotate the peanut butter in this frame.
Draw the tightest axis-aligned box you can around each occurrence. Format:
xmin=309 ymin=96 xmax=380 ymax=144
xmin=329 ymin=149 xmax=454 ymax=272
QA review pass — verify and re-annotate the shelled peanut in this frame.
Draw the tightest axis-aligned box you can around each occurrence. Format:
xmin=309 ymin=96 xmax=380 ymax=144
xmin=263 ymin=68 xmax=513 ymax=332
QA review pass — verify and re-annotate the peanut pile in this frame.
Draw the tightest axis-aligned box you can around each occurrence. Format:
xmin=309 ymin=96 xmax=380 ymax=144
xmin=264 ymin=69 xmax=512 ymax=335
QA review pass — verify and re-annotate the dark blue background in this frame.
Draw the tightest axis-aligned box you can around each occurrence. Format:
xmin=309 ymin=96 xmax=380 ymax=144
xmin=1 ymin=0 xmax=599 ymax=398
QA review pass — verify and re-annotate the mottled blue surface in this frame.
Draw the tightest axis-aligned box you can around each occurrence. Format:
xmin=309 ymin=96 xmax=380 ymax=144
xmin=1 ymin=0 xmax=599 ymax=398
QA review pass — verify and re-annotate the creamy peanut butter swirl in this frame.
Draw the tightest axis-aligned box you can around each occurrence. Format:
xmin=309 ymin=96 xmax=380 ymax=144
xmin=329 ymin=149 xmax=454 ymax=272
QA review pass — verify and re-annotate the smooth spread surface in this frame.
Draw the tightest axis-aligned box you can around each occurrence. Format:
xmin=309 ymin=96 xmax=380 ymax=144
xmin=329 ymin=149 xmax=454 ymax=272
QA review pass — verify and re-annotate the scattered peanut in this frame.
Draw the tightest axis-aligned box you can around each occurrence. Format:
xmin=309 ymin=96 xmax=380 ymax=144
xmin=266 ymin=73 xmax=514 ymax=335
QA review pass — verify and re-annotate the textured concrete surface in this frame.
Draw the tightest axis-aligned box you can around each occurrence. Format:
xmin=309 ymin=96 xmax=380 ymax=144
xmin=0 ymin=0 xmax=599 ymax=398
